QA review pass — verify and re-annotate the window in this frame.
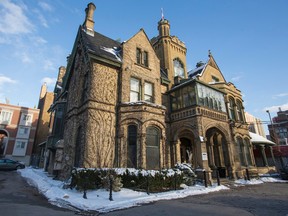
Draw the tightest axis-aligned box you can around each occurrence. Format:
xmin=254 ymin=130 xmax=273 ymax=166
xmin=130 ymin=78 xmax=140 ymax=102
xmin=136 ymin=48 xmax=141 ymax=64
xmin=236 ymin=101 xmax=244 ymax=122
xmin=0 ymin=110 xmax=13 ymax=124
xmin=212 ymin=76 xmax=219 ymax=83
xmin=130 ymin=78 xmax=154 ymax=103
xmin=12 ymin=139 xmax=28 ymax=156
xmin=144 ymin=82 xmax=153 ymax=102
xmin=17 ymin=126 xmax=30 ymax=138
xmin=127 ymin=125 xmax=137 ymax=168
xmin=173 ymin=58 xmax=184 ymax=77
xmin=236 ymin=137 xmax=245 ymax=166
xmin=136 ymin=48 xmax=149 ymax=67
xmin=228 ymin=98 xmax=236 ymax=120
xmin=143 ymin=51 xmax=148 ymax=67
xmin=20 ymin=113 xmax=33 ymax=126
xmin=146 ymin=126 xmax=160 ymax=170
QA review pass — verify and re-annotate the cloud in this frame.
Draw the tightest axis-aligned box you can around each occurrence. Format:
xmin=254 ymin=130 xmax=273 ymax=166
xmin=14 ymin=51 xmax=33 ymax=64
xmin=264 ymin=103 xmax=288 ymax=113
xmin=0 ymin=0 xmax=34 ymax=35
xmin=38 ymin=2 xmax=53 ymax=12
xmin=0 ymin=75 xmax=17 ymax=86
xmin=43 ymin=59 xmax=56 ymax=71
xmin=41 ymin=77 xmax=56 ymax=87
xmin=273 ymin=93 xmax=288 ymax=98
xmin=231 ymin=76 xmax=242 ymax=82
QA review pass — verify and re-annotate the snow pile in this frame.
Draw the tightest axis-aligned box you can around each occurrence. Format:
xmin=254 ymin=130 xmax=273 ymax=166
xmin=18 ymin=168 xmax=287 ymax=213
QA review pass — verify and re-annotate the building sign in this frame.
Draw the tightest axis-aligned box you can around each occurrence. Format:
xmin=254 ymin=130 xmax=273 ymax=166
xmin=202 ymin=152 xmax=208 ymax=160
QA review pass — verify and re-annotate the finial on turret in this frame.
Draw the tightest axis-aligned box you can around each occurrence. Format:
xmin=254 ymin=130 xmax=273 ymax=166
xmin=161 ymin=8 xmax=164 ymax=21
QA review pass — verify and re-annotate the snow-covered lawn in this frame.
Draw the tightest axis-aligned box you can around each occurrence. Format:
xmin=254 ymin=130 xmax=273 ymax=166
xmin=18 ymin=167 xmax=287 ymax=213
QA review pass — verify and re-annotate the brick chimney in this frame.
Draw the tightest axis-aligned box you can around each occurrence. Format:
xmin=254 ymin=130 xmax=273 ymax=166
xmin=83 ymin=3 xmax=96 ymax=36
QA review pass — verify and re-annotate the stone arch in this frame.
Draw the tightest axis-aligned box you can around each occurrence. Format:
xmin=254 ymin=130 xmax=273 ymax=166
xmin=205 ymin=125 xmax=231 ymax=178
xmin=0 ymin=129 xmax=9 ymax=156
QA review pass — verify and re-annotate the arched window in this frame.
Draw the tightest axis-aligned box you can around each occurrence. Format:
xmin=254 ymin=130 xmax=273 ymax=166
xmin=146 ymin=126 xmax=160 ymax=169
xmin=236 ymin=100 xmax=244 ymax=122
xmin=236 ymin=137 xmax=245 ymax=166
xmin=244 ymin=138 xmax=252 ymax=166
xmin=228 ymin=98 xmax=236 ymax=120
xmin=173 ymin=58 xmax=184 ymax=78
xmin=127 ymin=125 xmax=137 ymax=168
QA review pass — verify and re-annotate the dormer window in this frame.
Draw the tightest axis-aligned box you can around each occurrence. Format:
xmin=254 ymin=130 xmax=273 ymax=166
xmin=212 ymin=75 xmax=219 ymax=83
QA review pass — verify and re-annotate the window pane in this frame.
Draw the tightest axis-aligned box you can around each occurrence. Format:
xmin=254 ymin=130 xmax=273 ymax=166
xmin=144 ymin=83 xmax=152 ymax=96
xmin=130 ymin=78 xmax=139 ymax=92
xmin=130 ymin=92 xmax=139 ymax=102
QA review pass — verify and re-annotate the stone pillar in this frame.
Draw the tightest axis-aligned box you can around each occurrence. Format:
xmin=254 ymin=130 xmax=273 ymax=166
xmin=259 ymin=145 xmax=268 ymax=167
xmin=269 ymin=146 xmax=276 ymax=166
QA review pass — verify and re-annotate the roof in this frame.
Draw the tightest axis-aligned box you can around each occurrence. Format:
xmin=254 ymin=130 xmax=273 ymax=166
xmin=188 ymin=63 xmax=207 ymax=78
xmin=81 ymin=27 xmax=122 ymax=63
xmin=249 ymin=132 xmax=275 ymax=146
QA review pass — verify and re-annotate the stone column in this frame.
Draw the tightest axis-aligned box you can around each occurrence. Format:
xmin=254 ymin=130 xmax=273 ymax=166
xmin=269 ymin=146 xmax=276 ymax=166
xmin=259 ymin=145 xmax=268 ymax=167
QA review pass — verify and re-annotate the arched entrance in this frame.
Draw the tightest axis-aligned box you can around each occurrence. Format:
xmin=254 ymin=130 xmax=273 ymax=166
xmin=178 ymin=129 xmax=195 ymax=167
xmin=0 ymin=130 xmax=8 ymax=157
xmin=206 ymin=127 xmax=229 ymax=178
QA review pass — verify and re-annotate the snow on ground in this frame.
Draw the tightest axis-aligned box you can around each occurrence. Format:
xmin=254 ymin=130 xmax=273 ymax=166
xmin=17 ymin=167 xmax=287 ymax=213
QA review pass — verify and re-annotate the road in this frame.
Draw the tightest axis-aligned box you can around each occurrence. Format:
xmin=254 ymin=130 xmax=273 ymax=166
xmin=0 ymin=170 xmax=288 ymax=216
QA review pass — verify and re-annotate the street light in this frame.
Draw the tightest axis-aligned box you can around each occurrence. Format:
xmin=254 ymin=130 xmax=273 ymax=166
xmin=266 ymin=110 xmax=277 ymax=145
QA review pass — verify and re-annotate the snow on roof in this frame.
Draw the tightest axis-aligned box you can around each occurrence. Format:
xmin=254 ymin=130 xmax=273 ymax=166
xmin=249 ymin=132 xmax=275 ymax=145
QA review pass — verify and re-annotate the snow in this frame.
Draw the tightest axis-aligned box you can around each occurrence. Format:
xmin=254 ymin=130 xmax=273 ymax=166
xmin=17 ymin=168 xmax=288 ymax=213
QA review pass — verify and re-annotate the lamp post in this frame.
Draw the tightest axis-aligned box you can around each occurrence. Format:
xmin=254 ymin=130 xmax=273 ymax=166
xmin=266 ymin=110 xmax=277 ymax=145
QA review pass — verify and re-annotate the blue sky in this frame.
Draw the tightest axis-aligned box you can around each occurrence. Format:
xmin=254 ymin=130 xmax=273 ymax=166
xmin=0 ymin=0 xmax=287 ymax=133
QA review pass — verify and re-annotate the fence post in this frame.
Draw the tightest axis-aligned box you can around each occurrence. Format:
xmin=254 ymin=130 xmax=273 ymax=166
xmin=174 ymin=172 xmax=177 ymax=190
xmin=216 ymin=169 xmax=220 ymax=186
xmin=146 ymin=175 xmax=150 ymax=195
xmin=109 ymin=174 xmax=113 ymax=201
xmin=203 ymin=170 xmax=208 ymax=188
xmin=245 ymin=168 xmax=250 ymax=181
xmin=83 ymin=176 xmax=88 ymax=199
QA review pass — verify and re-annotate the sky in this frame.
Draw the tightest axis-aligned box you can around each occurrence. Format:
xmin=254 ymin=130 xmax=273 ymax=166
xmin=0 ymin=0 xmax=288 ymax=134
xmin=18 ymin=167 xmax=287 ymax=213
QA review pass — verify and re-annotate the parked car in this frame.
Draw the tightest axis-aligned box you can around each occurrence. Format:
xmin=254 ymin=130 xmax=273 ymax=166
xmin=0 ymin=158 xmax=25 ymax=170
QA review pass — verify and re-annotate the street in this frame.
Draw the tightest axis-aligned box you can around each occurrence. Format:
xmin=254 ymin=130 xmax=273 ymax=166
xmin=0 ymin=170 xmax=288 ymax=216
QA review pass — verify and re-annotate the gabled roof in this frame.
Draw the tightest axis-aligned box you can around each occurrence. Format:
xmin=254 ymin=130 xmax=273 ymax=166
xmin=81 ymin=27 xmax=122 ymax=63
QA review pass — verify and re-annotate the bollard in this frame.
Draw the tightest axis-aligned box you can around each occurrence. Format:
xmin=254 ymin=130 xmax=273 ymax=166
xmin=174 ymin=173 xmax=177 ymax=190
xmin=146 ymin=176 xmax=150 ymax=195
xmin=216 ymin=170 xmax=220 ymax=186
xmin=245 ymin=168 xmax=250 ymax=181
xmin=203 ymin=170 xmax=208 ymax=188
xmin=83 ymin=176 xmax=88 ymax=199
xmin=109 ymin=175 xmax=113 ymax=201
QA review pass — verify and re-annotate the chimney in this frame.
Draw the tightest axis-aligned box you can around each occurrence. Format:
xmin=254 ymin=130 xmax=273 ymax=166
xmin=39 ymin=82 xmax=47 ymax=99
xmin=57 ymin=66 xmax=66 ymax=83
xmin=83 ymin=3 xmax=96 ymax=36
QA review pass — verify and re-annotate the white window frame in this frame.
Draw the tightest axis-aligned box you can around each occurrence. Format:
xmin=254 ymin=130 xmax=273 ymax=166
xmin=12 ymin=139 xmax=28 ymax=156
xmin=0 ymin=110 xmax=13 ymax=125
xmin=16 ymin=126 xmax=30 ymax=138
xmin=19 ymin=113 xmax=33 ymax=126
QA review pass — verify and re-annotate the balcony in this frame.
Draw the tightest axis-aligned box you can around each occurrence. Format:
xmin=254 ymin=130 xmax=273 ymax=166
xmin=46 ymin=135 xmax=61 ymax=150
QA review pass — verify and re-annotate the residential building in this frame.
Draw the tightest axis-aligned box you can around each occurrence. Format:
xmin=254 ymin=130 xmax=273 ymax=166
xmin=0 ymin=103 xmax=39 ymax=165
xmin=46 ymin=3 xmax=260 ymax=182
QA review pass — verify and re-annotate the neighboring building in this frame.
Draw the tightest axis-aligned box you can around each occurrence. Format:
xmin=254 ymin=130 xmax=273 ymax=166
xmin=245 ymin=112 xmax=276 ymax=173
xmin=245 ymin=112 xmax=266 ymax=137
xmin=46 ymin=3 xmax=259 ymax=182
xmin=268 ymin=108 xmax=288 ymax=146
xmin=0 ymin=103 xmax=39 ymax=165
xmin=267 ymin=108 xmax=288 ymax=168
xmin=32 ymin=82 xmax=55 ymax=167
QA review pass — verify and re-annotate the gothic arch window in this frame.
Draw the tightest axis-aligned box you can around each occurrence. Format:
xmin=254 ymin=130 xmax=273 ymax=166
xmin=228 ymin=97 xmax=236 ymax=120
xmin=236 ymin=137 xmax=245 ymax=166
xmin=236 ymin=100 xmax=244 ymax=122
xmin=146 ymin=126 xmax=160 ymax=169
xmin=127 ymin=125 xmax=137 ymax=168
xmin=173 ymin=58 xmax=184 ymax=78
xmin=244 ymin=138 xmax=252 ymax=166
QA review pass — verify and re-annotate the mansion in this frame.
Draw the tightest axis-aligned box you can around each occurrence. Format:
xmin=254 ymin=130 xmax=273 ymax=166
xmin=43 ymin=3 xmax=272 ymax=183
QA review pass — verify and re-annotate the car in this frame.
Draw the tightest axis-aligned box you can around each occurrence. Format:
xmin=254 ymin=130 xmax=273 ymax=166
xmin=0 ymin=158 xmax=25 ymax=170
